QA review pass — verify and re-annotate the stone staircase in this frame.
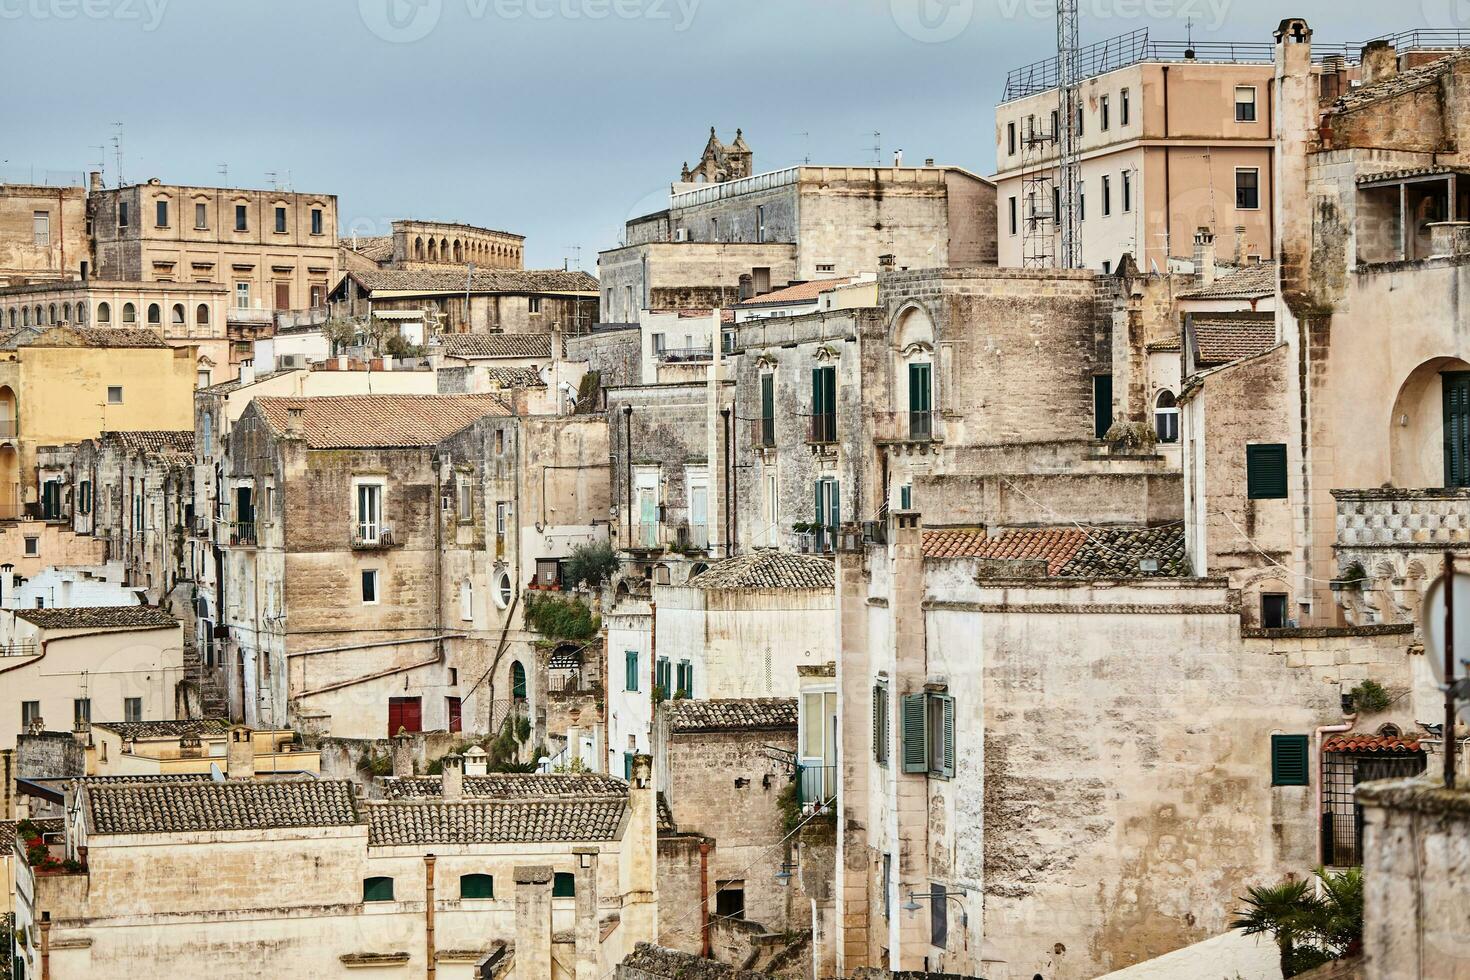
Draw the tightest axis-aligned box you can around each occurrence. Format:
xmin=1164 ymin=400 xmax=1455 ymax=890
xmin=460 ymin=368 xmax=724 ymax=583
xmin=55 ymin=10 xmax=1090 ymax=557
xmin=183 ymin=643 xmax=229 ymax=720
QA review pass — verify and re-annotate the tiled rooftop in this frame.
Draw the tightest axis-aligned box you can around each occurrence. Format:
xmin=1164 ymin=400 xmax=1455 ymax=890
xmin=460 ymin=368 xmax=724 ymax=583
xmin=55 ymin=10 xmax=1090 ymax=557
xmin=481 ymin=366 xmax=547 ymax=388
xmin=437 ymin=333 xmax=563 ymax=360
xmin=1332 ymin=52 xmax=1467 ymax=113
xmin=366 ymin=798 xmax=626 ymax=846
xmin=349 ymin=268 xmax=599 ymax=294
xmin=1191 ymin=315 xmax=1278 ymax=367
xmin=104 ymin=429 xmax=195 ymax=457
xmin=378 ymin=772 xmax=628 ymax=800
xmin=731 ymin=277 xmax=853 ymax=308
xmin=86 ymin=780 xmax=360 ymax=835
xmin=921 ymin=526 xmax=1187 ymax=578
xmin=254 ymin=394 xmax=508 ymax=448
xmin=15 ymin=605 xmax=177 ymax=630
xmin=668 ymin=697 xmax=798 ymax=733
xmin=4 ymin=326 xmax=171 ymax=350
xmin=1177 ymin=262 xmax=1276 ymax=300
xmin=1324 ymin=732 xmax=1424 ymax=754
xmin=91 ymin=719 xmax=232 ymax=740
xmin=687 ymin=551 xmax=835 ymax=590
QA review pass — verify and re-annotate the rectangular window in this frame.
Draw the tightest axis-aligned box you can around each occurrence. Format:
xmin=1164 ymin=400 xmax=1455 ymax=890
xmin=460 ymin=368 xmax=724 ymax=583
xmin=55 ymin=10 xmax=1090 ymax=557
xmin=274 ymin=206 xmax=287 ymax=233
xmin=908 ymin=361 xmax=932 ymax=437
xmin=651 ymin=332 xmax=665 ymax=354
xmin=363 ymin=876 xmax=395 ymax=902
xmin=756 ymin=204 xmax=766 ymax=243
xmin=656 ymin=656 xmax=671 ymax=700
xmin=1093 ymin=374 xmax=1113 ymax=440
xmin=155 ymin=200 xmax=169 ymax=228
xmin=1120 ymin=87 xmax=1130 ymax=125
xmin=1123 ymin=170 xmax=1133 ymax=212
xmin=356 ymin=482 xmax=383 ymax=541
xmin=625 ymin=650 xmax=639 ymax=692
xmin=1235 ymin=86 xmax=1258 ymax=122
xmin=33 ymin=210 xmax=50 ymax=246
xmin=1100 ymin=94 xmax=1110 ymax=131
xmin=108 ymin=385 xmax=123 ymax=405
xmin=759 ymin=373 xmax=775 ymax=447
xmin=118 ymin=201 xmax=129 ymax=227
xmin=873 ymin=681 xmax=889 ymax=766
xmin=74 ymin=697 xmax=91 ymax=729
xmin=459 ymin=872 xmax=492 ymax=898
xmin=22 ymin=701 xmax=40 ymax=729
xmin=1049 ymin=109 xmax=1058 ymax=138
xmin=496 ymin=501 xmax=509 ymax=536
xmin=1008 ymin=196 xmax=1018 ymax=236
xmin=1236 ymin=168 xmax=1261 ymax=210
xmin=676 ymin=660 xmax=692 ymax=698
xmin=23 ymin=536 xmax=38 ymax=557
xmin=235 ymin=204 xmax=248 ymax=231
xmin=235 ymin=281 xmax=250 ymax=309
xmin=361 ymin=568 xmax=379 ymax=604
xmin=1102 ymin=175 xmax=1112 ymax=216
xmin=1261 ymin=593 xmax=1290 ymax=630
xmin=715 ymin=882 xmax=745 ymax=920
xmin=447 ymin=696 xmax=463 ymax=734
xmin=901 ymin=691 xmax=954 ymax=778
xmin=311 ymin=208 xmax=324 ymax=235
xmin=79 ymin=480 xmax=91 ymax=515
xmin=124 ymin=697 xmax=142 ymax=723
xmin=1271 ymin=733 xmax=1310 ymax=786
xmin=1246 ymin=443 xmax=1288 ymax=499
xmin=1006 ymin=120 xmax=1017 ymax=155
xmin=1078 ymin=181 xmax=1086 ymax=221
xmin=457 ymin=477 xmax=472 ymax=522
xmin=899 ymin=484 xmax=912 ymax=510
xmin=528 ymin=296 xmax=541 ymax=313
xmin=1076 ymin=105 xmax=1084 ymax=137
xmin=195 ymin=202 xmax=208 ymax=229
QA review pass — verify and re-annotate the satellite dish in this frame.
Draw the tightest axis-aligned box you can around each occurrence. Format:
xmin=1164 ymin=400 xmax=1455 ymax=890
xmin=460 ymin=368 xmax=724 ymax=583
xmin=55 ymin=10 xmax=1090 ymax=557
xmin=209 ymin=762 xmax=226 ymax=782
xmin=1421 ymin=571 xmax=1470 ymax=686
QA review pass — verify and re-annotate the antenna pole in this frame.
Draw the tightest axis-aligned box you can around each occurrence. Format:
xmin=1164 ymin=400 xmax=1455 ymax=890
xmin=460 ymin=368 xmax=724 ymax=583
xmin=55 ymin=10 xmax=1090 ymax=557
xmin=1057 ymin=0 xmax=1082 ymax=269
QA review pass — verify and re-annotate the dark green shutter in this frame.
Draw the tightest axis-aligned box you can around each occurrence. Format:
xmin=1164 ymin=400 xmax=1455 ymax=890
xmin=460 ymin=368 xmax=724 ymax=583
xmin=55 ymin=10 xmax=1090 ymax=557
xmin=1247 ymin=444 xmax=1289 ymax=499
xmin=460 ymin=874 xmax=494 ymax=899
xmin=1445 ymin=373 xmax=1470 ymax=487
xmin=625 ymin=650 xmax=638 ymax=692
xmin=553 ymin=872 xmax=576 ymax=898
xmin=1093 ymin=374 xmax=1114 ymax=439
xmin=814 ymin=480 xmax=823 ymax=527
xmin=939 ymin=695 xmax=955 ymax=779
xmin=363 ymin=876 xmax=394 ymax=902
xmin=761 ymin=374 xmax=775 ymax=446
xmin=901 ymin=693 xmax=928 ymax=773
xmin=829 ymin=480 xmax=840 ymax=529
xmin=1271 ymin=734 xmax=1310 ymax=786
xmin=511 ymin=661 xmax=527 ymax=700
xmin=873 ymin=683 xmax=888 ymax=766
xmin=811 ymin=367 xmax=823 ymax=418
xmin=656 ymin=657 xmax=670 ymax=699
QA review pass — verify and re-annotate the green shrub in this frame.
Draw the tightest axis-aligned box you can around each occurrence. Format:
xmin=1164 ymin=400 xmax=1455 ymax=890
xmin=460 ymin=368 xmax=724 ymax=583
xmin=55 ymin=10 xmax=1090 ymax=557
xmin=524 ymin=592 xmax=600 ymax=641
xmin=1349 ymin=679 xmax=1393 ymax=714
xmin=564 ymin=540 xmax=619 ymax=591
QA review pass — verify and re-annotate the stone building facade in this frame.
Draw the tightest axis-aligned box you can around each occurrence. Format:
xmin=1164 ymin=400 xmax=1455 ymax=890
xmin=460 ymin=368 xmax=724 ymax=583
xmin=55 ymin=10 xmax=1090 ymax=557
xmin=330 ymin=267 xmax=600 ymax=338
xmin=341 ymin=219 xmax=524 ymax=276
xmin=0 ymin=182 xmax=89 ymax=284
xmin=680 ymin=128 xmax=754 ymax=185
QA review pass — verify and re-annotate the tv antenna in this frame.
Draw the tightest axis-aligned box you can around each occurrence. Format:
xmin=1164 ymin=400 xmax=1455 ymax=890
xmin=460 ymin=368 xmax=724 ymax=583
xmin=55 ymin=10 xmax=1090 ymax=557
xmin=111 ymin=123 xmax=125 ymax=187
xmin=92 ymin=146 xmax=106 ymax=186
xmin=218 ymin=163 xmax=229 ymax=184
xmin=868 ymin=131 xmax=882 ymax=166
xmin=798 ymin=131 xmax=811 ymax=165
xmin=563 ymin=244 xmax=582 ymax=271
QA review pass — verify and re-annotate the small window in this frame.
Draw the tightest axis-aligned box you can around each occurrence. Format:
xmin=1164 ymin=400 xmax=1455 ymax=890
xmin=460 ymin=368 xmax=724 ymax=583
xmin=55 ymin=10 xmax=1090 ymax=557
xmin=460 ymin=873 xmax=494 ymax=899
xmin=108 ymin=385 xmax=124 ymax=405
xmin=511 ymin=660 xmax=527 ymax=700
xmin=33 ymin=210 xmax=50 ymax=247
xmin=155 ymin=200 xmax=169 ymax=228
xmin=1236 ymin=169 xmax=1261 ymax=210
xmin=147 ymin=303 xmax=161 ymax=325
xmin=816 ymin=263 xmax=835 ymax=273
xmin=1261 ymin=593 xmax=1290 ymax=630
xmin=195 ymin=202 xmax=208 ymax=229
xmin=118 ymin=201 xmax=129 ymax=227
xmin=23 ymin=536 xmax=38 ymax=556
xmin=122 ymin=303 xmax=136 ymax=324
xmin=528 ymin=296 xmax=542 ymax=313
xmin=715 ymin=881 xmax=745 ymax=920
xmin=495 ymin=572 xmax=513 ymax=609
xmin=873 ymin=681 xmax=889 ymax=766
xmin=1008 ymin=196 xmax=1018 ymax=236
xmin=1100 ymin=94 xmax=1110 ymax=131
xmin=235 ymin=281 xmax=250 ymax=309
xmin=1077 ymin=181 xmax=1086 ymax=222
xmin=1123 ymin=170 xmax=1133 ymax=212
xmin=1235 ymin=86 xmax=1258 ymax=122
xmin=460 ymin=580 xmax=473 ymax=622
xmin=274 ymin=206 xmax=287 ymax=233
xmin=97 ymin=302 xmax=111 ymax=324
xmin=361 ymin=568 xmax=379 ymax=604
xmin=552 ymin=872 xmax=576 ymax=898
xmin=1120 ymin=87 xmax=1131 ymax=126
xmin=235 ymin=204 xmax=248 ymax=231
xmin=496 ymin=501 xmax=509 ymax=536
xmin=311 ymin=208 xmax=324 ymax=235
xmin=124 ymin=697 xmax=142 ymax=723
xmin=1102 ymin=174 xmax=1112 ymax=216
xmin=74 ymin=697 xmax=91 ymax=729
xmin=22 ymin=701 xmax=40 ymax=728
xmin=457 ymin=477 xmax=472 ymax=521
xmin=171 ymin=303 xmax=185 ymax=326
xmin=362 ymin=876 xmax=395 ymax=902
xmin=1271 ymin=733 xmax=1309 ymax=786
xmin=197 ymin=303 xmax=210 ymax=326
xmin=1154 ymin=390 xmax=1179 ymax=444
xmin=1007 ymin=121 xmax=1017 ymax=155
xmin=1246 ymin=443 xmax=1288 ymax=499
xmin=625 ymin=650 xmax=639 ymax=692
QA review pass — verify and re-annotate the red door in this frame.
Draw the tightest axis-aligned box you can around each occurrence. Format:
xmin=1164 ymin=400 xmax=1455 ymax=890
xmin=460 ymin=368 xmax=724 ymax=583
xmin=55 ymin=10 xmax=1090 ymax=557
xmin=446 ymin=696 xmax=462 ymax=734
xmin=387 ymin=697 xmax=422 ymax=737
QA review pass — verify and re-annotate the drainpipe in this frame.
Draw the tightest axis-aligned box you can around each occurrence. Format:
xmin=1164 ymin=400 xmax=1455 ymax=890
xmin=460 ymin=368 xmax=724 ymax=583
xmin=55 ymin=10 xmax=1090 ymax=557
xmin=1316 ymin=712 xmax=1356 ymax=866
xmin=699 ymin=841 xmax=711 ymax=957
xmin=424 ymin=853 xmax=437 ymax=979
xmin=721 ymin=407 xmax=732 ymax=556
xmin=649 ymin=599 xmax=657 ymax=714
xmin=432 ymin=453 xmax=444 ymax=665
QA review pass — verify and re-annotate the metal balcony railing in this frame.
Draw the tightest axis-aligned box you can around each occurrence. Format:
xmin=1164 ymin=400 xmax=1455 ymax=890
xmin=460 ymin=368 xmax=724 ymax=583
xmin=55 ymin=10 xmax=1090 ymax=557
xmin=657 ymin=345 xmax=713 ymax=363
xmin=805 ymin=412 xmax=838 ymax=445
xmin=796 ymin=761 xmax=837 ymax=811
xmin=0 ymin=643 xmax=39 ymax=658
xmin=748 ymin=417 xmax=775 ymax=449
xmin=872 ymin=410 xmax=937 ymax=443
xmin=228 ymin=521 xmax=256 ymax=547
xmin=629 ymin=522 xmax=661 ymax=550
xmin=352 ymin=526 xmax=396 ymax=549
xmin=0 ymin=419 xmax=16 ymax=439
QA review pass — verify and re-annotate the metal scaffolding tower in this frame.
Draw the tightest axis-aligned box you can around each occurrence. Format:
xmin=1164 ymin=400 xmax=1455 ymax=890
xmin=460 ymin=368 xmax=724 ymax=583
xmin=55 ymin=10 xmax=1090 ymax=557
xmin=1056 ymin=0 xmax=1082 ymax=269
xmin=1020 ymin=117 xmax=1057 ymax=268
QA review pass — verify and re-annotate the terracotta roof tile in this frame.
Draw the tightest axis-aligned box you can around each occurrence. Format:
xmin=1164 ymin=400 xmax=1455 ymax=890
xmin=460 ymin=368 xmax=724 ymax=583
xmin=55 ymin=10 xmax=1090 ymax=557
xmin=922 ymin=528 xmax=1086 ymax=573
xmin=103 ymin=430 xmax=195 ymax=457
xmin=731 ymin=278 xmax=853 ymax=308
xmin=1324 ymin=733 xmax=1424 ymax=754
xmin=3 ymin=326 xmax=171 ymax=349
xmin=436 ymin=333 xmax=562 ymax=359
xmin=1190 ymin=314 xmax=1278 ymax=367
xmin=348 ymin=268 xmax=598 ymax=294
xmin=686 ymin=551 xmax=834 ymax=590
xmin=0 ymin=818 xmax=63 ymax=850
xmin=480 ymin=366 xmax=547 ymax=388
xmin=1331 ymin=53 xmax=1468 ymax=113
xmin=15 ymin=605 xmax=176 ymax=630
xmin=669 ymin=697 xmax=798 ymax=733
xmin=1178 ymin=262 xmax=1276 ymax=299
xmin=253 ymin=394 xmax=508 ymax=448
xmin=378 ymin=773 xmax=627 ymax=800
xmin=921 ymin=526 xmax=1187 ymax=578
xmin=85 ymin=779 xmax=360 ymax=835
xmin=366 ymin=798 xmax=626 ymax=845
xmin=91 ymin=719 xmax=232 ymax=740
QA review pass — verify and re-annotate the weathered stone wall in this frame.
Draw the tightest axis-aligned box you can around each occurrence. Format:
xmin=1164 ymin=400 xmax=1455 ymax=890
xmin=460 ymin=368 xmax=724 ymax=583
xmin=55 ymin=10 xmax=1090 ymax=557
xmin=0 ymin=184 xmax=88 ymax=283
xmin=15 ymin=731 xmax=84 ymax=778
xmin=568 ymin=325 xmax=642 ymax=391
xmin=598 ymin=243 xmax=799 ymax=321
xmin=655 ymin=833 xmax=708 ymax=953
xmin=617 ymin=942 xmax=776 ymax=979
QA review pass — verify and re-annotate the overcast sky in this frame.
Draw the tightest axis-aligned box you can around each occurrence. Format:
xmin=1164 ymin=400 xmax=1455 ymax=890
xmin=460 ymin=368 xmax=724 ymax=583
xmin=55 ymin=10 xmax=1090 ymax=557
xmin=0 ymin=1 xmax=1455 ymax=268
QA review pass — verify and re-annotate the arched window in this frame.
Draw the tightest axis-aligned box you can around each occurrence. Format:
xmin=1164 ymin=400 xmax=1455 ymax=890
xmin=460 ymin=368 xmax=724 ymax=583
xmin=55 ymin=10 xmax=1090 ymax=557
xmin=428 ymin=239 xmax=438 ymax=262
xmin=1154 ymin=390 xmax=1179 ymax=444
xmin=510 ymin=660 xmax=527 ymax=700
xmin=47 ymin=304 xmax=56 ymax=323
xmin=61 ymin=303 xmax=71 ymax=322
xmin=171 ymin=304 xmax=185 ymax=326
xmin=414 ymin=236 xmax=424 ymax=260
xmin=453 ymin=240 xmax=462 ymax=262
xmin=460 ymin=873 xmax=494 ymax=899
xmin=495 ymin=572 xmax=513 ymax=609
xmin=552 ymin=872 xmax=575 ymax=898
xmin=34 ymin=306 xmax=43 ymax=325
xmin=77 ymin=302 xmax=87 ymax=325
xmin=122 ymin=302 xmax=136 ymax=324
xmin=147 ymin=303 xmax=161 ymax=325
xmin=196 ymin=303 xmax=210 ymax=326
xmin=362 ymin=876 xmax=394 ymax=902
xmin=7 ymin=309 xmax=14 ymax=329
xmin=19 ymin=308 xmax=28 ymax=327
xmin=97 ymin=302 xmax=111 ymax=324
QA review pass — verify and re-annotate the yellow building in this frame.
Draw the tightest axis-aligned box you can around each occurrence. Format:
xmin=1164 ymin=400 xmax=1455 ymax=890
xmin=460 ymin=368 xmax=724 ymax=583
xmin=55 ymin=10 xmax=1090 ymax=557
xmin=0 ymin=326 xmax=196 ymax=517
xmin=88 ymin=720 xmax=320 ymax=777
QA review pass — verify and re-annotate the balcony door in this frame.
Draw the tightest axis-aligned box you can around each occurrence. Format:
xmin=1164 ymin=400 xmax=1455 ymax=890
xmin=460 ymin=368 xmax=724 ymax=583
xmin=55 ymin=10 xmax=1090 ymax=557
xmin=1445 ymin=371 xmax=1470 ymax=487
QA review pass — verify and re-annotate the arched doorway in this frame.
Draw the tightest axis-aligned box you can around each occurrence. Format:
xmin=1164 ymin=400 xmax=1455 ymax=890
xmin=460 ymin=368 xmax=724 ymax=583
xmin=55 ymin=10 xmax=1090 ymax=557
xmin=510 ymin=660 xmax=527 ymax=700
xmin=1390 ymin=356 xmax=1470 ymax=487
xmin=0 ymin=385 xmax=16 ymax=440
xmin=0 ymin=445 xmax=18 ymax=519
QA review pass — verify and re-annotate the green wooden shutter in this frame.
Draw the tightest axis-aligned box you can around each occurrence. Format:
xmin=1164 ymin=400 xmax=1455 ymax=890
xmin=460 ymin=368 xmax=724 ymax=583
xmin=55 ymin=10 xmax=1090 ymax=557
xmin=656 ymin=657 xmax=670 ymax=699
xmin=1271 ymin=734 xmax=1310 ymax=786
xmin=939 ymin=694 xmax=955 ymax=779
xmin=1247 ymin=444 xmax=1289 ymax=499
xmin=901 ymin=693 xmax=928 ymax=773
xmin=829 ymin=480 xmax=841 ymax=529
xmin=813 ymin=480 xmax=823 ymax=527
xmin=1445 ymin=373 xmax=1470 ymax=487
xmin=625 ymin=650 xmax=639 ymax=692
xmin=761 ymin=374 xmax=775 ymax=445
xmin=363 ymin=876 xmax=394 ymax=902
xmin=908 ymin=363 xmax=931 ymax=413
xmin=460 ymin=874 xmax=494 ymax=899
xmin=553 ymin=872 xmax=576 ymax=898
xmin=811 ymin=367 xmax=823 ymax=418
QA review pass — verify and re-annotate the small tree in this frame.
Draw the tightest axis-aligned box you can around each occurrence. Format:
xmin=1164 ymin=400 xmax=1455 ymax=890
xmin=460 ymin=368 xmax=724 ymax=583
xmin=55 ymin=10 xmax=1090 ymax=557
xmin=564 ymin=540 xmax=618 ymax=591
xmin=1232 ymin=868 xmax=1363 ymax=977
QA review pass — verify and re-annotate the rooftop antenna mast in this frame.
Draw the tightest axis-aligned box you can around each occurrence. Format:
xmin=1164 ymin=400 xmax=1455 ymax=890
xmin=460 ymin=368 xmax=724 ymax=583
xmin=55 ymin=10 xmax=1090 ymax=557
xmin=92 ymin=146 xmax=106 ymax=186
xmin=868 ymin=131 xmax=882 ymax=167
xmin=218 ymin=163 xmax=229 ymax=184
xmin=111 ymin=123 xmax=125 ymax=187
xmin=265 ymin=171 xmax=279 ymax=190
xmin=798 ymin=131 xmax=811 ymax=165
xmin=1057 ymin=0 xmax=1082 ymax=269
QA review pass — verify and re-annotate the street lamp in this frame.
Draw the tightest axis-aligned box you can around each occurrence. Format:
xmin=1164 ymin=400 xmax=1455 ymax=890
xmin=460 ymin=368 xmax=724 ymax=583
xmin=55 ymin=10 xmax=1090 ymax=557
xmin=902 ymin=884 xmax=969 ymax=926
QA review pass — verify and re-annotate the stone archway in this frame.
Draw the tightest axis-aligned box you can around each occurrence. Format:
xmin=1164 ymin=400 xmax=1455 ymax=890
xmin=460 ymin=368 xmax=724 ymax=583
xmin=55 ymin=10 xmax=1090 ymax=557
xmin=1390 ymin=356 xmax=1470 ymax=488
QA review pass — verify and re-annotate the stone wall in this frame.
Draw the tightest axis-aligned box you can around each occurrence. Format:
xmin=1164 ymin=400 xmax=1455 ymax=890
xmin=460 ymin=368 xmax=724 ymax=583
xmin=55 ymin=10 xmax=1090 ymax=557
xmin=0 ymin=183 xmax=88 ymax=283
xmin=616 ymin=942 xmax=776 ymax=979
xmin=568 ymin=325 xmax=642 ymax=391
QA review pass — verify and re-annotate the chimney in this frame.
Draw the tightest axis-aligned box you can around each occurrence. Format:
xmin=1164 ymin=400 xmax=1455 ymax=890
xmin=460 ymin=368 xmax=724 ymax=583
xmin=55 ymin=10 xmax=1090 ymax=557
xmin=1275 ymin=18 xmax=1316 ymax=314
xmin=618 ymin=754 xmax=658 ymax=948
xmin=238 ymin=362 xmax=256 ymax=387
xmin=441 ymin=753 xmax=464 ymax=800
xmin=737 ymin=273 xmax=753 ymax=302
xmin=88 ymin=171 xmax=103 ymax=192
xmin=226 ymin=726 xmax=255 ymax=779
xmin=878 ymin=253 xmax=896 ymax=272
xmin=463 ymin=744 xmax=489 ymax=776
xmin=893 ymin=149 xmax=903 ymax=167
xmin=1361 ymin=39 xmax=1398 ymax=87
xmin=514 ymin=866 xmax=555 ymax=979
xmin=391 ymin=733 xmax=415 ymax=777
xmin=1193 ymin=227 xmax=1217 ymax=286
xmin=1233 ymin=225 xmax=1247 ymax=265
xmin=924 ymin=157 xmax=935 ymax=167
xmin=285 ymin=406 xmax=305 ymax=437
xmin=573 ymin=847 xmax=600 ymax=980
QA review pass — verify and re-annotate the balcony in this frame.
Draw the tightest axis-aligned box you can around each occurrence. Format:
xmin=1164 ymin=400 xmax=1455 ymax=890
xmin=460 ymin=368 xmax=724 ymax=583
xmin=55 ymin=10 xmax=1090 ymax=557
xmin=804 ymin=412 xmax=838 ymax=445
xmin=228 ymin=521 xmax=256 ymax=547
xmin=629 ymin=522 xmax=661 ymax=551
xmin=796 ymin=760 xmax=836 ymax=812
xmin=0 ymin=419 xmax=16 ymax=439
xmin=1332 ymin=488 xmax=1470 ymax=624
xmin=656 ymin=344 xmax=713 ymax=363
xmin=275 ymin=306 xmax=329 ymax=331
xmin=748 ymin=416 xmax=776 ymax=450
xmin=0 ymin=642 xmax=39 ymax=658
xmin=352 ymin=526 xmax=397 ymax=550
xmin=872 ymin=410 xmax=939 ymax=448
